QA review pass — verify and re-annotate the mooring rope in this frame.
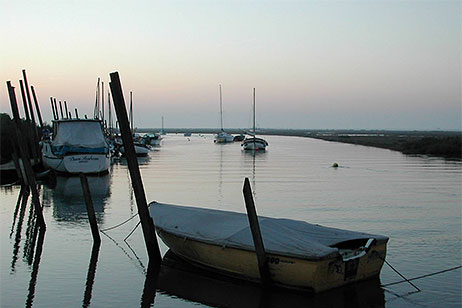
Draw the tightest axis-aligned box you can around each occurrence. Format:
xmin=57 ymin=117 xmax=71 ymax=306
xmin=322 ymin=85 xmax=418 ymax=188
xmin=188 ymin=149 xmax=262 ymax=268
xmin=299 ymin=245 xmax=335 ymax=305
xmin=382 ymin=258 xmax=421 ymax=292
xmin=100 ymin=212 xmax=139 ymax=232
xmin=382 ymin=265 xmax=462 ymax=288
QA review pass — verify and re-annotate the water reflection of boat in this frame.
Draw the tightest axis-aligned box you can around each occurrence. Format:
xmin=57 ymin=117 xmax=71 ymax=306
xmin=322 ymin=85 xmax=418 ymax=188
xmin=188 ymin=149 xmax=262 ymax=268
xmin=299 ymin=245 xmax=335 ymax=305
xmin=157 ymin=250 xmax=385 ymax=308
xmin=150 ymin=202 xmax=388 ymax=293
xmin=53 ymin=174 xmax=111 ymax=197
xmin=48 ymin=175 xmax=111 ymax=222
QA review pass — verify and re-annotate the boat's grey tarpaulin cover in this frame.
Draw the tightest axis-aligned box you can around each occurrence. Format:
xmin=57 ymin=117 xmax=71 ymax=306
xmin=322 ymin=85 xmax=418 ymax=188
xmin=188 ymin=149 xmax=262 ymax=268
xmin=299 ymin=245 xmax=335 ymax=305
xmin=54 ymin=120 xmax=108 ymax=148
xmin=150 ymin=202 xmax=388 ymax=261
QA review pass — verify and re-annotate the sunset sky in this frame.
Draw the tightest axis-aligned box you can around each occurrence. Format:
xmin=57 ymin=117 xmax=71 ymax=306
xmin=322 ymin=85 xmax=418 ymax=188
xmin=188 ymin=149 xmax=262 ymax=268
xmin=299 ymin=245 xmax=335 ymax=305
xmin=1 ymin=0 xmax=460 ymax=130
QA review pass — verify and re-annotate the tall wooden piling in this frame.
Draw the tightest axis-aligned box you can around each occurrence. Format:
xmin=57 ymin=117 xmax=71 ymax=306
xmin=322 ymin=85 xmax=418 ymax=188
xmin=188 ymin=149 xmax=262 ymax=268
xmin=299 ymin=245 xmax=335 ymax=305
xmin=19 ymin=80 xmax=31 ymax=120
xmin=79 ymin=174 xmax=101 ymax=243
xmin=59 ymin=101 xmax=64 ymax=119
xmin=50 ymin=98 xmax=56 ymax=120
xmin=243 ymin=177 xmax=271 ymax=286
xmin=53 ymin=98 xmax=59 ymax=120
xmin=30 ymin=86 xmax=43 ymax=128
xmin=109 ymin=71 xmax=161 ymax=264
xmin=6 ymin=81 xmax=46 ymax=229
xmin=22 ymin=70 xmax=36 ymax=125
xmin=64 ymin=101 xmax=69 ymax=119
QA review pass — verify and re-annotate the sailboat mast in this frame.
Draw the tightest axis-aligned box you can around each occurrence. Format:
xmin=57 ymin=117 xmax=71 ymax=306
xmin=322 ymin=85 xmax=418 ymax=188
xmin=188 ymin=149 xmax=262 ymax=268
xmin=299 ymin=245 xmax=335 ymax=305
xmin=219 ymin=84 xmax=223 ymax=131
xmin=253 ymin=88 xmax=256 ymax=136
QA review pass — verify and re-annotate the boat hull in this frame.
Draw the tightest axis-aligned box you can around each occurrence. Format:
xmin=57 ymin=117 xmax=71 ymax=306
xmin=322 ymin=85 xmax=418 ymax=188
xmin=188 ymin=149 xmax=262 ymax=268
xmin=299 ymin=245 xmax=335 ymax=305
xmin=242 ymin=138 xmax=268 ymax=151
xmin=120 ymin=145 xmax=150 ymax=157
xmin=214 ymin=133 xmax=234 ymax=143
xmin=156 ymin=228 xmax=387 ymax=293
xmin=42 ymin=143 xmax=110 ymax=175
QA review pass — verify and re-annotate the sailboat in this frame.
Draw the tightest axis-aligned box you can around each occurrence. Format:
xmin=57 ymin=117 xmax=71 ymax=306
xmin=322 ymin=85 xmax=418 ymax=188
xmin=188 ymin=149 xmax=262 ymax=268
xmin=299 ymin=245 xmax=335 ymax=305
xmin=241 ymin=88 xmax=268 ymax=151
xmin=214 ymin=85 xmax=234 ymax=143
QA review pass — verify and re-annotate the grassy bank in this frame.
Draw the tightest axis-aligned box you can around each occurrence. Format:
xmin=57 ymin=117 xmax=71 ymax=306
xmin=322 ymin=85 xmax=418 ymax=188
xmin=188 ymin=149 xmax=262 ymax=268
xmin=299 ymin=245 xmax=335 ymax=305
xmin=262 ymin=129 xmax=461 ymax=160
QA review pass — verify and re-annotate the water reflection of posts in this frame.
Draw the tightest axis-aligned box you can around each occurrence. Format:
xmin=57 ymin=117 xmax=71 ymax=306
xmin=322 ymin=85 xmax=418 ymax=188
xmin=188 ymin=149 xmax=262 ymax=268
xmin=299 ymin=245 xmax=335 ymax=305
xmin=82 ymin=243 xmax=101 ymax=308
xmin=11 ymin=189 xmax=30 ymax=272
xmin=109 ymin=71 xmax=161 ymax=264
xmin=140 ymin=261 xmax=161 ymax=308
xmin=25 ymin=226 xmax=46 ymax=308
xmin=242 ymin=177 xmax=271 ymax=287
xmin=10 ymin=186 xmax=27 ymax=238
xmin=80 ymin=174 xmax=101 ymax=243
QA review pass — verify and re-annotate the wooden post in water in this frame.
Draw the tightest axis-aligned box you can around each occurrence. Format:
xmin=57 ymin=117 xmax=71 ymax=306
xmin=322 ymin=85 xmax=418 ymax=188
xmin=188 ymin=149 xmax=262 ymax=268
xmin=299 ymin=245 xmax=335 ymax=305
xmin=6 ymin=81 xmax=46 ymax=229
xmin=31 ymin=86 xmax=43 ymax=128
xmin=79 ymin=173 xmax=101 ymax=243
xmin=59 ymin=101 xmax=64 ymax=119
xmin=19 ymin=80 xmax=34 ymax=159
xmin=19 ymin=80 xmax=30 ymax=120
xmin=53 ymin=98 xmax=59 ymax=120
xmin=242 ymin=177 xmax=271 ymax=286
xmin=50 ymin=98 xmax=56 ymax=120
xmin=109 ymin=71 xmax=161 ymax=264
xmin=64 ymin=101 xmax=69 ymax=119
xmin=22 ymin=70 xmax=36 ymax=125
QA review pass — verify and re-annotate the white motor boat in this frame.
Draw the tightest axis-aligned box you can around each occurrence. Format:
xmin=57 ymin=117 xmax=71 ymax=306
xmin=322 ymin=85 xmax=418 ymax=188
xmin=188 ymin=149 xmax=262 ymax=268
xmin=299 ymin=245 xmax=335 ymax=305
xmin=41 ymin=119 xmax=111 ymax=175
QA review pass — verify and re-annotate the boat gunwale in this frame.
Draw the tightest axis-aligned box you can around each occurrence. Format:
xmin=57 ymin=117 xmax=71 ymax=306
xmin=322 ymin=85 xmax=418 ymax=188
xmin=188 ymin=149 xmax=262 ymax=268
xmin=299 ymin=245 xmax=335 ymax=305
xmin=155 ymin=224 xmax=388 ymax=262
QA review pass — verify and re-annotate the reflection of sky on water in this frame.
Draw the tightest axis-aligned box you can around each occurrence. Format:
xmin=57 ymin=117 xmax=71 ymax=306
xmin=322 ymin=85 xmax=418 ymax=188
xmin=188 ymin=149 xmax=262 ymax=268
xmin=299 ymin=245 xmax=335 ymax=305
xmin=41 ymin=174 xmax=112 ymax=223
xmin=1 ymin=135 xmax=461 ymax=308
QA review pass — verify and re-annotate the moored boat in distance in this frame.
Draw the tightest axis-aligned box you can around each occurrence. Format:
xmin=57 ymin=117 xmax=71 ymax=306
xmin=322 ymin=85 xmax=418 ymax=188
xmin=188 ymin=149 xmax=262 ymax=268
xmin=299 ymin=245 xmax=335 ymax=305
xmin=242 ymin=88 xmax=268 ymax=151
xmin=143 ymin=132 xmax=163 ymax=146
xmin=214 ymin=84 xmax=234 ymax=143
xmin=41 ymin=119 xmax=111 ymax=175
xmin=215 ymin=131 xmax=235 ymax=143
xmin=149 ymin=202 xmax=388 ymax=293
xmin=233 ymin=134 xmax=245 ymax=142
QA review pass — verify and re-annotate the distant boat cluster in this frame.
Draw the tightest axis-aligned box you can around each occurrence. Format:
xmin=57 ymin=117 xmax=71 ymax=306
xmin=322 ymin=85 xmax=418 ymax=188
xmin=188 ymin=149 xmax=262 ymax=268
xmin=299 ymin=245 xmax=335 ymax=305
xmin=214 ymin=85 xmax=268 ymax=151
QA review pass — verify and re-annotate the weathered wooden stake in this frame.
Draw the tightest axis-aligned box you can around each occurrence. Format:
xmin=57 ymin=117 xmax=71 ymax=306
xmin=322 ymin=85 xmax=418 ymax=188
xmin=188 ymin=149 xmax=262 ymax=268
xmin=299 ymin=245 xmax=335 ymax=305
xmin=19 ymin=80 xmax=30 ymax=120
xmin=19 ymin=80 xmax=37 ymax=160
xmin=50 ymin=97 xmax=56 ymax=120
xmin=64 ymin=101 xmax=69 ymax=119
xmin=243 ymin=177 xmax=271 ymax=286
xmin=7 ymin=81 xmax=46 ymax=229
xmin=59 ymin=101 xmax=64 ymax=119
xmin=30 ymin=86 xmax=43 ymax=128
xmin=79 ymin=173 xmax=101 ymax=243
xmin=22 ymin=70 xmax=36 ymax=125
xmin=109 ymin=71 xmax=161 ymax=264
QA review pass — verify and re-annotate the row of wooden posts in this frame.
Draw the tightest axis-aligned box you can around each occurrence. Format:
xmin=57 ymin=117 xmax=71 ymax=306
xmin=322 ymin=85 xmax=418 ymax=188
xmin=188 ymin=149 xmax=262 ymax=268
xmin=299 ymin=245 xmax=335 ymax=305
xmin=6 ymin=71 xmax=272 ymax=286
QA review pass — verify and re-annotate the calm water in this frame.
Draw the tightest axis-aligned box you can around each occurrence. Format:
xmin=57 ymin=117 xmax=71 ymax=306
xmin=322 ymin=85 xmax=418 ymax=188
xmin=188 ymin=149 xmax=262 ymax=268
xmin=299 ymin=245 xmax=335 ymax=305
xmin=1 ymin=134 xmax=461 ymax=308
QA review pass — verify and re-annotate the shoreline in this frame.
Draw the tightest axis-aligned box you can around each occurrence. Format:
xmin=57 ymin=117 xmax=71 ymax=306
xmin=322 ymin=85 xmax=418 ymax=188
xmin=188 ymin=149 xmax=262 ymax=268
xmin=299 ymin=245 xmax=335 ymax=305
xmin=136 ymin=128 xmax=461 ymax=160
